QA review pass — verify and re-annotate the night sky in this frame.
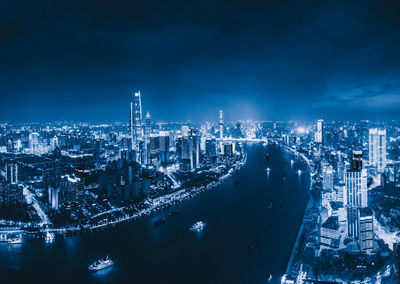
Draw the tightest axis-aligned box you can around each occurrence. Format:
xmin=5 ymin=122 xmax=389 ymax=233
xmin=1 ymin=0 xmax=400 ymax=123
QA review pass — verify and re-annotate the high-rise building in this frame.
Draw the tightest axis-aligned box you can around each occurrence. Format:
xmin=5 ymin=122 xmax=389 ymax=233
xmin=205 ymin=138 xmax=217 ymax=159
xmin=337 ymin=151 xmax=346 ymax=184
xmin=129 ymin=102 xmax=134 ymax=149
xmin=133 ymin=91 xmax=143 ymax=141
xmin=219 ymin=110 xmax=224 ymax=154
xmin=320 ymin=216 xmax=340 ymax=249
xmin=315 ymin=119 xmax=323 ymax=144
xmin=61 ymin=174 xmax=83 ymax=204
xmin=219 ymin=110 xmax=224 ymax=140
xmin=29 ymin=132 xmax=39 ymax=154
xmin=181 ymin=125 xmax=189 ymax=137
xmin=0 ymin=181 xmax=23 ymax=207
xmin=178 ymin=136 xmax=193 ymax=171
xmin=345 ymin=150 xmax=368 ymax=241
xmin=5 ymin=163 xmax=18 ymax=185
xmin=369 ymin=128 xmax=386 ymax=173
xmin=48 ymin=186 xmax=59 ymax=210
xmin=144 ymin=111 xmax=151 ymax=164
xmin=223 ymin=143 xmax=234 ymax=157
xmin=1 ymin=163 xmax=22 ymax=207
xmin=323 ymin=165 xmax=333 ymax=191
xmin=129 ymin=91 xmax=144 ymax=162
xmin=359 ymin=207 xmax=374 ymax=252
xmin=159 ymin=131 xmax=170 ymax=163
xmin=189 ymin=130 xmax=201 ymax=169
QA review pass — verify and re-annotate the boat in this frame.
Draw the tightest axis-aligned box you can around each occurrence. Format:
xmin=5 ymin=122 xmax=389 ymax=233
xmin=266 ymin=167 xmax=270 ymax=173
xmin=266 ymin=202 xmax=273 ymax=210
xmin=297 ymin=169 xmax=302 ymax=175
xmin=190 ymin=221 xmax=205 ymax=232
xmin=282 ymin=175 xmax=286 ymax=182
xmin=168 ymin=210 xmax=180 ymax=218
xmin=267 ymin=274 xmax=273 ymax=282
xmin=290 ymin=159 xmax=294 ymax=165
xmin=265 ymin=154 xmax=270 ymax=161
xmin=88 ymin=256 xmax=114 ymax=271
xmin=153 ymin=217 xmax=166 ymax=227
xmin=45 ymin=232 xmax=55 ymax=243
xmin=8 ymin=236 xmax=22 ymax=245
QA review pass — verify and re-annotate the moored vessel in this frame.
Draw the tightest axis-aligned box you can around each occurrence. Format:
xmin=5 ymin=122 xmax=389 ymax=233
xmin=190 ymin=221 xmax=205 ymax=232
xmin=8 ymin=236 xmax=22 ymax=245
xmin=88 ymin=256 xmax=114 ymax=271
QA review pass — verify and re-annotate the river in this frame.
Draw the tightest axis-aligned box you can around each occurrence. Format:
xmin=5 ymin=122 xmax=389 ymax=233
xmin=0 ymin=144 xmax=309 ymax=284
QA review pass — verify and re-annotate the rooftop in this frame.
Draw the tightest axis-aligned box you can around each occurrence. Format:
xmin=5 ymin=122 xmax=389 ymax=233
xmin=321 ymin=216 xmax=339 ymax=230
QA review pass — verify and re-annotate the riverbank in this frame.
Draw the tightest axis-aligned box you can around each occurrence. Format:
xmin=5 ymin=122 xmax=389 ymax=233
xmin=86 ymin=152 xmax=247 ymax=231
xmin=280 ymin=144 xmax=315 ymax=279
xmin=0 ymin=152 xmax=247 ymax=236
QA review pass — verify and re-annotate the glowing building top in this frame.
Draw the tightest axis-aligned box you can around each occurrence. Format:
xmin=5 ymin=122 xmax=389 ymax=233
xmin=219 ymin=109 xmax=223 ymax=140
xmin=369 ymin=128 xmax=386 ymax=173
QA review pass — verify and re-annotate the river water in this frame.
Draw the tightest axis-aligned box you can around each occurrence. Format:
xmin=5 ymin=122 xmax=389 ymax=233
xmin=0 ymin=144 xmax=309 ymax=284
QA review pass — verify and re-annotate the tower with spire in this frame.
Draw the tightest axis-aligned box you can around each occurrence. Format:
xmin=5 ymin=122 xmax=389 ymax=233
xmin=129 ymin=91 xmax=144 ymax=163
xmin=144 ymin=111 xmax=151 ymax=164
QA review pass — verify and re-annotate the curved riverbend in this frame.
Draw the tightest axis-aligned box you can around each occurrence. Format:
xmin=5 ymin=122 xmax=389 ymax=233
xmin=0 ymin=144 xmax=310 ymax=284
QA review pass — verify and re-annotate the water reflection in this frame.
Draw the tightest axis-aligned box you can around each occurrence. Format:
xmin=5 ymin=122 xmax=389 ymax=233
xmin=1 ymin=243 xmax=22 ymax=270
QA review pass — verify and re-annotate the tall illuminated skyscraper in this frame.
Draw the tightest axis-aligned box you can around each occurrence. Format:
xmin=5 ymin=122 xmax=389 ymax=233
xmin=6 ymin=163 xmax=18 ymax=185
xmin=322 ymin=165 xmax=333 ymax=191
xmin=29 ymin=132 xmax=39 ymax=154
xmin=315 ymin=119 xmax=323 ymax=144
xmin=129 ymin=91 xmax=144 ymax=163
xmin=159 ymin=131 xmax=170 ymax=163
xmin=345 ymin=150 xmax=368 ymax=241
xmin=219 ymin=110 xmax=223 ymax=154
xmin=369 ymin=128 xmax=386 ymax=173
xmin=129 ymin=102 xmax=134 ymax=149
xmin=337 ymin=151 xmax=346 ymax=184
xmin=133 ymin=91 xmax=143 ymax=141
xmin=219 ymin=109 xmax=223 ymax=140
xmin=144 ymin=111 xmax=151 ymax=164
xmin=189 ymin=129 xmax=200 ymax=169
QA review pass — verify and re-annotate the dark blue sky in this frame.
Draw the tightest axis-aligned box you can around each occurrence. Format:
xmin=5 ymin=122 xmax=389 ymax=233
xmin=1 ymin=0 xmax=400 ymax=123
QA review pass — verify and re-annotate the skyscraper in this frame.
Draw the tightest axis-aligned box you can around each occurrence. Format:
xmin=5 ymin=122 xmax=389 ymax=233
xmin=205 ymin=138 xmax=217 ymax=159
xmin=323 ymin=165 xmax=333 ymax=191
xmin=5 ymin=163 xmax=18 ymax=185
xmin=219 ymin=109 xmax=223 ymax=141
xmin=129 ymin=102 xmax=134 ymax=149
xmin=345 ymin=150 xmax=368 ymax=241
xmin=29 ymin=132 xmax=39 ymax=154
xmin=315 ymin=119 xmax=323 ymax=144
xmin=129 ymin=91 xmax=144 ymax=163
xmin=189 ymin=130 xmax=201 ymax=169
xmin=144 ymin=111 xmax=151 ymax=164
xmin=145 ymin=112 xmax=151 ymax=140
xmin=159 ymin=131 xmax=170 ymax=163
xmin=133 ymin=91 xmax=143 ymax=141
xmin=1 ymin=163 xmax=22 ymax=207
xmin=48 ymin=186 xmax=59 ymax=210
xmin=179 ymin=136 xmax=192 ymax=171
xmin=359 ymin=207 xmax=374 ymax=252
xmin=369 ymin=128 xmax=386 ymax=173
xmin=219 ymin=110 xmax=224 ymax=154
xmin=337 ymin=151 xmax=346 ymax=184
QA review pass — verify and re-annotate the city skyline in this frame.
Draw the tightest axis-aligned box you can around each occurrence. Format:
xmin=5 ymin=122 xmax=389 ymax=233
xmin=2 ymin=1 xmax=400 ymax=283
